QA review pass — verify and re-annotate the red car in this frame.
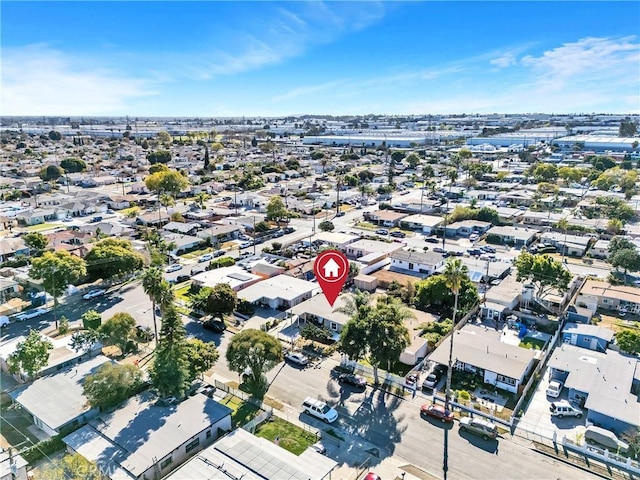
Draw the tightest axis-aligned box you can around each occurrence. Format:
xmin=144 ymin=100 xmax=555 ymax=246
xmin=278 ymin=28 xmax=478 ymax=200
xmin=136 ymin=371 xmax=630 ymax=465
xmin=420 ymin=404 xmax=454 ymax=423
xmin=364 ymin=473 xmax=381 ymax=480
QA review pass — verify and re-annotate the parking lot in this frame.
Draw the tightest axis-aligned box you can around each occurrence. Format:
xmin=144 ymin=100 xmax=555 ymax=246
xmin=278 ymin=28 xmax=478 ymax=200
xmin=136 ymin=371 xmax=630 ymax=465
xmin=518 ymin=366 xmax=586 ymax=443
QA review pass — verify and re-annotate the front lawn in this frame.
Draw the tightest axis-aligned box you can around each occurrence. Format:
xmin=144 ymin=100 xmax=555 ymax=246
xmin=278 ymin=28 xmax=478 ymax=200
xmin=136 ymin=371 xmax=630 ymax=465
xmin=255 ymin=417 xmax=317 ymax=455
xmin=180 ymin=247 xmax=213 ymax=259
xmin=173 ymin=283 xmax=191 ymax=302
xmin=220 ymin=395 xmax=260 ymax=427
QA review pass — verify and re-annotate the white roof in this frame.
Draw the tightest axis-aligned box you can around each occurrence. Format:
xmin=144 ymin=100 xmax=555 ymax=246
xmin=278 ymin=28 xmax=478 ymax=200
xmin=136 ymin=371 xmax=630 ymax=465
xmin=192 ymin=266 xmax=261 ymax=291
xmin=239 ymin=275 xmax=319 ymax=303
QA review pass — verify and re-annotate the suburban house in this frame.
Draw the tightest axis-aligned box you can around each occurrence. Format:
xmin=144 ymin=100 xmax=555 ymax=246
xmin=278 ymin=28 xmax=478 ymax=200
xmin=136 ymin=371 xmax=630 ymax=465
xmin=561 ymin=323 xmax=615 ymax=353
xmin=565 ymin=304 xmax=595 ymax=324
xmin=136 ymin=211 xmax=170 ymax=227
xmin=345 ymin=239 xmax=404 ymax=261
xmin=496 ymin=190 xmax=535 ymax=207
xmin=485 ymin=225 xmax=536 ymax=247
xmin=539 ymin=232 xmax=592 ymax=257
xmin=399 ymin=214 xmax=443 ymax=234
xmin=390 ymin=250 xmax=445 ymax=278
xmin=9 ymin=356 xmax=112 ymax=437
xmin=63 ymin=391 xmax=233 ymax=480
xmin=428 ymin=324 xmax=538 ymax=394
xmin=162 ymin=222 xmax=201 ymax=235
xmin=191 ymin=267 xmax=261 ymax=291
xmin=162 ymin=427 xmax=337 ymax=480
xmin=197 ymin=224 xmax=240 ymax=245
xmin=161 ymin=232 xmax=205 ymax=255
xmin=548 ymin=343 xmax=640 ymax=434
xmin=238 ymin=275 xmax=319 ymax=310
xmin=364 ymin=210 xmax=408 ymax=227
xmin=311 ymin=231 xmax=360 ymax=250
xmin=589 ymin=239 xmax=611 ymax=259
xmin=0 ymin=237 xmax=29 ymax=262
xmin=0 ymin=449 xmax=28 ymax=480
xmin=480 ymin=273 xmax=522 ymax=321
xmin=290 ymin=294 xmax=351 ymax=340
xmin=0 ymin=333 xmax=102 ymax=383
xmin=576 ymin=280 xmax=640 ymax=315
xmin=444 ymin=220 xmax=492 ymax=238
xmin=520 ymin=211 xmax=564 ymax=227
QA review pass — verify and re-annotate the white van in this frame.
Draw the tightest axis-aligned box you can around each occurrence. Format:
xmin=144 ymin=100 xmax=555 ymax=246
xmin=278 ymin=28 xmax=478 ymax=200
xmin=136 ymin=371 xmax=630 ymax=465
xmin=585 ymin=426 xmax=629 ymax=453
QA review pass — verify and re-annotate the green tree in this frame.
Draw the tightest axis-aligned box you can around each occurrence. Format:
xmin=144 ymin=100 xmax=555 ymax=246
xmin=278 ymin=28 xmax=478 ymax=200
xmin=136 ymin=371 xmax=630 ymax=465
xmin=607 ymin=218 xmax=624 ymax=235
xmin=609 ymin=236 xmax=636 ymax=257
xmin=23 ymin=231 xmax=48 ymax=253
xmin=150 ymin=305 xmax=190 ymax=398
xmin=266 ymin=195 xmax=289 ymax=226
xmin=83 ymin=362 xmax=143 ymax=410
xmin=615 ymin=330 xmax=640 ymax=355
xmin=194 ymin=192 xmax=211 ymax=209
xmin=39 ymin=165 xmax=65 ymax=182
xmin=81 ymin=309 xmax=101 ymax=330
xmin=39 ymin=453 xmax=103 ymax=480
xmin=99 ymin=312 xmax=136 ymax=353
xmin=8 ymin=330 xmax=53 ymax=378
xmin=149 ymin=163 xmax=169 ymax=174
xmin=515 ymin=251 xmax=572 ymax=300
xmin=48 ymin=130 xmax=62 ymax=141
xmin=226 ymin=329 xmax=283 ymax=383
xmin=611 ymin=248 xmax=640 ymax=282
xmin=531 ymin=163 xmax=558 ymax=182
xmin=30 ymin=251 xmax=86 ymax=327
xmin=185 ymin=338 xmax=219 ymax=381
xmin=619 ymin=117 xmax=638 ymax=137
xmin=405 ymin=153 xmax=420 ymax=169
xmin=70 ymin=329 xmax=104 ymax=353
xmin=144 ymin=169 xmax=188 ymax=196
xmin=84 ymin=238 xmax=144 ymax=280
xmin=414 ymin=274 xmax=478 ymax=315
xmin=318 ymin=220 xmax=335 ymax=232
xmin=146 ymin=149 xmax=172 ymax=164
xmin=190 ymin=283 xmax=237 ymax=317
xmin=338 ymin=295 xmax=412 ymax=384
xmin=60 ymin=157 xmax=87 ymax=173
xmin=142 ymin=267 xmax=174 ymax=341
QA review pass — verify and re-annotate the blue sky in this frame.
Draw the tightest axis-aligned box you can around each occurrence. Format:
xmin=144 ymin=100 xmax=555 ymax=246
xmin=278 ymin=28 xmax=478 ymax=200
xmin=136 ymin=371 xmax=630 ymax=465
xmin=2 ymin=1 xmax=639 ymax=116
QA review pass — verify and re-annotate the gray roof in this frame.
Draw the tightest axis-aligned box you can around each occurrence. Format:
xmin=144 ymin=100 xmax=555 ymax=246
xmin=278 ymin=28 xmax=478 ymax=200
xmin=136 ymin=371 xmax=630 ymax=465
xmin=391 ymin=249 xmax=444 ymax=265
xmin=63 ymin=391 xmax=233 ymax=478
xmin=239 ymin=275 xmax=319 ymax=303
xmin=10 ymin=356 xmax=111 ymax=431
xmin=548 ymin=344 xmax=640 ymax=426
xmin=428 ymin=324 xmax=536 ymax=380
xmin=562 ymin=323 xmax=615 ymax=342
xmin=290 ymin=294 xmax=351 ymax=326
xmin=163 ymin=428 xmax=337 ymax=480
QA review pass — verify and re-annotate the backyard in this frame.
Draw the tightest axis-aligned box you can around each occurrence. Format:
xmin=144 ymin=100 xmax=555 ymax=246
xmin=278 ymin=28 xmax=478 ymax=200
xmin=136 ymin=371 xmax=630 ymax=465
xmin=255 ymin=417 xmax=318 ymax=455
xmin=219 ymin=394 xmax=260 ymax=428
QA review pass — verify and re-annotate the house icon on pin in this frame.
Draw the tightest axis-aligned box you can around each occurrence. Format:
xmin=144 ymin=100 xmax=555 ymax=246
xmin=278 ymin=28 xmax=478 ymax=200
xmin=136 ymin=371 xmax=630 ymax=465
xmin=323 ymin=258 xmax=340 ymax=278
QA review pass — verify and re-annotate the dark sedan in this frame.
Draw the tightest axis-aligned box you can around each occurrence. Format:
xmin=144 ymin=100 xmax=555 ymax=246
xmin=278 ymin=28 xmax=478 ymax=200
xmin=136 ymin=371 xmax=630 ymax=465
xmin=338 ymin=373 xmax=367 ymax=389
xmin=420 ymin=404 xmax=454 ymax=423
xmin=202 ymin=319 xmax=226 ymax=333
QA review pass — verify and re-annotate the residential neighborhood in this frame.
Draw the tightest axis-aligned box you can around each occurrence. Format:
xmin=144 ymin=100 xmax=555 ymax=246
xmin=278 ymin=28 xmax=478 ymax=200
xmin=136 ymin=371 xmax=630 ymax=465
xmin=1 ymin=114 xmax=640 ymax=480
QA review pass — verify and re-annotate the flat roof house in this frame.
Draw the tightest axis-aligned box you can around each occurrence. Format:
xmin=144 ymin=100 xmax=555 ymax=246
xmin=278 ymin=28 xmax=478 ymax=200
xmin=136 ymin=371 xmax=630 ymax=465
xmin=365 ymin=210 xmax=408 ymax=227
xmin=485 ymin=225 xmax=536 ymax=247
xmin=10 ymin=355 xmax=112 ymax=437
xmin=163 ymin=427 xmax=337 ymax=480
xmin=191 ymin=266 xmax=262 ymax=291
xmin=548 ymin=344 xmax=640 ymax=433
xmin=390 ymin=250 xmax=445 ymax=278
xmin=428 ymin=324 xmax=537 ymax=394
xmin=444 ymin=220 xmax=492 ymax=238
xmin=345 ymin=239 xmax=404 ymax=262
xmin=63 ymin=391 xmax=233 ymax=480
xmin=400 ymin=214 xmax=443 ymax=234
xmin=239 ymin=275 xmax=319 ymax=310
xmin=576 ymin=280 xmax=640 ymax=315
xmin=561 ymin=323 xmax=615 ymax=353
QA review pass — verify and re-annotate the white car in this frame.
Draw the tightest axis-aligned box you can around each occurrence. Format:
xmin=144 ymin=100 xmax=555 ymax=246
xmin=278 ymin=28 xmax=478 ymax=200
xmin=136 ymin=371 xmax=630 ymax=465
xmin=14 ymin=307 xmax=51 ymax=321
xmin=284 ymin=351 xmax=309 ymax=366
xmin=83 ymin=289 xmax=106 ymax=300
xmin=198 ymin=253 xmax=214 ymax=263
xmin=549 ymin=400 xmax=583 ymax=418
xmin=239 ymin=241 xmax=252 ymax=249
xmin=546 ymin=380 xmax=563 ymax=398
xmin=165 ymin=263 xmax=182 ymax=273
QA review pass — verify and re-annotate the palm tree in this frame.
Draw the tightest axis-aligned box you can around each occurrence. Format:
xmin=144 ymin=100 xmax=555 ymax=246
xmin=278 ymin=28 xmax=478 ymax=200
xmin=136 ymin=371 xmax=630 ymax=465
xmin=142 ymin=267 xmax=175 ymax=341
xmin=194 ymin=192 xmax=211 ymax=210
xmin=334 ymin=290 xmax=371 ymax=319
xmin=443 ymin=258 xmax=470 ymax=411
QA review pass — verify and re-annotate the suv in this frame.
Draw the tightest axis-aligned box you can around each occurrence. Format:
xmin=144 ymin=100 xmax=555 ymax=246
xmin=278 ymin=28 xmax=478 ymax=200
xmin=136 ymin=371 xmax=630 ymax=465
xmin=375 ymin=228 xmax=389 ymax=235
xmin=302 ymin=397 xmax=338 ymax=423
xmin=549 ymin=400 xmax=583 ymax=418
xmin=459 ymin=417 xmax=498 ymax=440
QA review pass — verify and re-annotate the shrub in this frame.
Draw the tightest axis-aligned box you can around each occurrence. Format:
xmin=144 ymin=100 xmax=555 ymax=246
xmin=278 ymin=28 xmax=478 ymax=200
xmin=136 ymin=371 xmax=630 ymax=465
xmin=58 ymin=316 xmax=69 ymax=335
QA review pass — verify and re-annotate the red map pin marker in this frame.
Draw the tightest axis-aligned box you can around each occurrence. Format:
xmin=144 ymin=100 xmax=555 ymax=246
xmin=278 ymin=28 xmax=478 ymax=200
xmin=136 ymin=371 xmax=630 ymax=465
xmin=314 ymin=249 xmax=349 ymax=307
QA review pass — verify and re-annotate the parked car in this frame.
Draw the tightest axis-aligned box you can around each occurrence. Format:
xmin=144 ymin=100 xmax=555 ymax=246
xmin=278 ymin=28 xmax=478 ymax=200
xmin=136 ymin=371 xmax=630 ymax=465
xmin=375 ymin=228 xmax=389 ymax=235
xmin=459 ymin=417 xmax=499 ymax=440
xmin=584 ymin=425 xmax=629 ymax=453
xmin=481 ymin=246 xmax=496 ymax=253
xmin=83 ymin=289 xmax=106 ymax=300
xmin=469 ymin=233 xmax=479 ymax=242
xmin=0 ymin=316 xmax=9 ymax=328
xmin=363 ymin=474 xmax=382 ymax=480
xmin=283 ymin=227 xmax=295 ymax=234
xmin=284 ymin=351 xmax=309 ymax=366
xmin=338 ymin=373 xmax=367 ymax=389
xmin=336 ymin=211 xmax=346 ymax=217
xmin=13 ymin=307 xmax=51 ymax=321
xmin=213 ymin=250 xmax=225 ymax=258
xmin=310 ymin=441 xmax=327 ymax=455
xmin=239 ymin=241 xmax=252 ymax=249
xmin=302 ymin=397 xmax=338 ymax=423
xmin=425 ymin=237 xmax=439 ymax=244
xmin=549 ymin=400 xmax=583 ymax=418
xmin=422 ymin=372 xmax=440 ymax=390
xmin=202 ymin=318 xmax=226 ymax=333
xmin=198 ymin=253 xmax=214 ymax=263
xmin=546 ymin=380 xmax=564 ymax=398
xmin=420 ymin=404 xmax=454 ymax=423
xmin=165 ymin=263 xmax=182 ymax=273
xmin=433 ymin=247 xmax=446 ymax=253
xmin=176 ymin=274 xmax=190 ymax=283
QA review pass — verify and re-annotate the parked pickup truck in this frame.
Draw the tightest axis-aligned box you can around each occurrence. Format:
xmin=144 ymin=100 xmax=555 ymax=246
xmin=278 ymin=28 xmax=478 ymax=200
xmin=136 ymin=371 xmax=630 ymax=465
xmin=302 ymin=397 xmax=338 ymax=423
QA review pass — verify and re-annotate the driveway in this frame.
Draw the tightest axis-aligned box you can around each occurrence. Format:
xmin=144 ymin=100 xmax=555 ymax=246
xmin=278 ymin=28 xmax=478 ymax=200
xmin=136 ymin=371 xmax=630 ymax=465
xmin=517 ymin=366 xmax=586 ymax=443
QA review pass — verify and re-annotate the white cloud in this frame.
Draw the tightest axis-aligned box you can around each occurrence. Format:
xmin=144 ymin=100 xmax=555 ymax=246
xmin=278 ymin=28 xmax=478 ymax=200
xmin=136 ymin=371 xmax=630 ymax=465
xmin=490 ymin=54 xmax=517 ymax=68
xmin=1 ymin=45 xmax=157 ymax=115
